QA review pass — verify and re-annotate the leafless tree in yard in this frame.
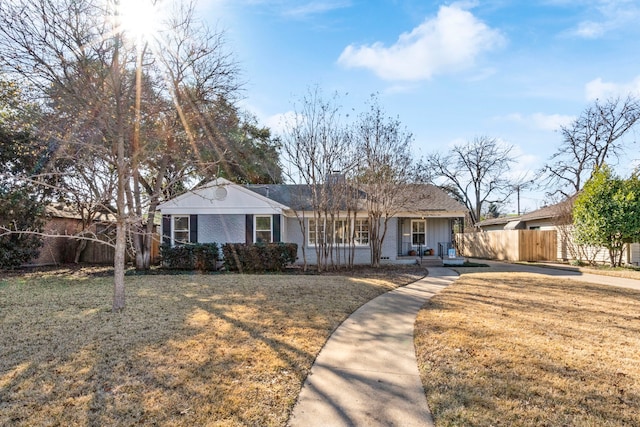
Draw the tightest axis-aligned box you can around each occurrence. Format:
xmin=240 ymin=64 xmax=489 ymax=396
xmin=539 ymin=96 xmax=640 ymax=198
xmin=280 ymin=87 xmax=353 ymax=272
xmin=0 ymin=0 xmax=241 ymax=310
xmin=426 ymin=136 xmax=515 ymax=226
xmin=353 ymin=95 xmax=415 ymax=267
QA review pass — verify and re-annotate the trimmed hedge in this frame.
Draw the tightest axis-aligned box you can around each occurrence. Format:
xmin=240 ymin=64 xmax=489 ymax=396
xmin=160 ymin=243 xmax=219 ymax=271
xmin=222 ymin=242 xmax=298 ymax=273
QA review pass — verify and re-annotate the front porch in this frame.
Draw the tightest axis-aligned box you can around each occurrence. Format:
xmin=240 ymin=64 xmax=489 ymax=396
xmin=395 ymin=217 xmax=465 ymax=266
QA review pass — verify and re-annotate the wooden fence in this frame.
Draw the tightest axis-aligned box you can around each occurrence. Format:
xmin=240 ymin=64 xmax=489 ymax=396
xmin=455 ymin=230 xmax=558 ymax=262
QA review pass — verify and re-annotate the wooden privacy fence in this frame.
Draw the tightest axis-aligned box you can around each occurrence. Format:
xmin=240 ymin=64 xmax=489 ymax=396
xmin=455 ymin=230 xmax=558 ymax=262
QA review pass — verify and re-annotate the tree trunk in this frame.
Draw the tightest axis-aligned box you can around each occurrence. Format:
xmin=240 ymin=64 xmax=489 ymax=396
xmin=113 ymin=219 xmax=126 ymax=311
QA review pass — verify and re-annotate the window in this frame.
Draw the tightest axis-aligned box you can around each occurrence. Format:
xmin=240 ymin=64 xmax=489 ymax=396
xmin=411 ymin=220 xmax=426 ymax=246
xmin=332 ymin=219 xmax=349 ymax=245
xmin=308 ymin=218 xmax=369 ymax=246
xmin=308 ymin=219 xmax=325 ymax=246
xmin=173 ymin=216 xmax=190 ymax=244
xmin=255 ymin=215 xmax=272 ymax=243
xmin=354 ymin=219 xmax=369 ymax=245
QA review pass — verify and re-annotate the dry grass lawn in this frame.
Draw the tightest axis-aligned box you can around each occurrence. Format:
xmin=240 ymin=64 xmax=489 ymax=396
xmin=415 ymin=271 xmax=640 ymax=426
xmin=0 ymin=266 xmax=423 ymax=426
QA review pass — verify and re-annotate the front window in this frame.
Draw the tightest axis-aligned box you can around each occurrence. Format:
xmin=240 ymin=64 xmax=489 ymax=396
xmin=308 ymin=218 xmax=369 ymax=246
xmin=308 ymin=219 xmax=325 ymax=246
xmin=332 ymin=219 xmax=349 ymax=245
xmin=173 ymin=216 xmax=190 ymax=244
xmin=255 ymin=216 xmax=272 ymax=243
xmin=412 ymin=220 xmax=426 ymax=246
xmin=354 ymin=219 xmax=369 ymax=245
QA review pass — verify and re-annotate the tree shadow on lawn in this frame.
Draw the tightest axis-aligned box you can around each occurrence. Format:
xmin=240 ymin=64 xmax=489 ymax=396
xmin=0 ymin=273 xmax=398 ymax=426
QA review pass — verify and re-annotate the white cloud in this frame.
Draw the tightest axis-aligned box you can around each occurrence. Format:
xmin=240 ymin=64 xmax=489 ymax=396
xmin=498 ymin=112 xmax=575 ymax=131
xmin=337 ymin=4 xmax=505 ymax=81
xmin=573 ymin=21 xmax=607 ymax=38
xmin=264 ymin=110 xmax=300 ymax=135
xmin=566 ymin=0 xmax=640 ymax=38
xmin=585 ymin=76 xmax=640 ymax=100
xmin=283 ymin=1 xmax=351 ymax=18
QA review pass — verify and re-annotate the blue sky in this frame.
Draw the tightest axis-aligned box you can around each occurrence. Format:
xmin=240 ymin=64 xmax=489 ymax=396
xmin=197 ymin=0 xmax=640 ymax=213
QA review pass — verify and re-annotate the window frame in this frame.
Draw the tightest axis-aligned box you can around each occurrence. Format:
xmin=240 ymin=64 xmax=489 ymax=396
xmin=354 ymin=218 xmax=369 ymax=246
xmin=254 ymin=215 xmax=273 ymax=243
xmin=411 ymin=219 xmax=426 ymax=246
xmin=307 ymin=218 xmax=369 ymax=247
xmin=172 ymin=215 xmax=190 ymax=245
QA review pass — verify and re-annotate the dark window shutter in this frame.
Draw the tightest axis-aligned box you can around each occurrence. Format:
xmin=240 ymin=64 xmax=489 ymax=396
xmin=190 ymin=215 xmax=198 ymax=243
xmin=162 ymin=215 xmax=171 ymax=245
xmin=273 ymin=214 xmax=281 ymax=242
xmin=246 ymin=214 xmax=254 ymax=243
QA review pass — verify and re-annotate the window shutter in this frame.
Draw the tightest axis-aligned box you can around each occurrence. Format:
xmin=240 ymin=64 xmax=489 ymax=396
xmin=162 ymin=215 xmax=171 ymax=245
xmin=273 ymin=214 xmax=281 ymax=242
xmin=190 ymin=215 xmax=198 ymax=243
xmin=245 ymin=214 xmax=253 ymax=243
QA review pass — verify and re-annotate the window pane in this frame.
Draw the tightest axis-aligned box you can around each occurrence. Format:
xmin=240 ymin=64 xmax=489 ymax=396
xmin=256 ymin=230 xmax=272 ymax=243
xmin=174 ymin=231 xmax=189 ymax=243
xmin=412 ymin=234 xmax=425 ymax=245
xmin=256 ymin=216 xmax=271 ymax=230
xmin=174 ymin=216 xmax=189 ymax=230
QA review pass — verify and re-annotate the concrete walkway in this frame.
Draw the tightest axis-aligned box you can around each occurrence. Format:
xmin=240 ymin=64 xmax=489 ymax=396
xmin=288 ymin=267 xmax=459 ymax=427
xmin=288 ymin=261 xmax=640 ymax=426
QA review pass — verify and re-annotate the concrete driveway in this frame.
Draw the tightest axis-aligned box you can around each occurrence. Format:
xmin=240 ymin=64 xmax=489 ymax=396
xmin=468 ymin=259 xmax=640 ymax=291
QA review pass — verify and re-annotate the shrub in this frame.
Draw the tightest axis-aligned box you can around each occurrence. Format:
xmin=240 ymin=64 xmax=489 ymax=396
xmin=160 ymin=243 xmax=219 ymax=271
xmin=222 ymin=243 xmax=297 ymax=273
xmin=0 ymin=187 xmax=44 ymax=269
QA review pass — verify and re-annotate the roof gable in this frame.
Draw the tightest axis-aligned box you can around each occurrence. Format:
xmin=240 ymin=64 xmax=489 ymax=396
xmin=157 ymin=178 xmax=288 ymax=215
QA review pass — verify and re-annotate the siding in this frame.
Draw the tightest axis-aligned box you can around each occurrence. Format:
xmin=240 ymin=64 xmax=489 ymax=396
xmin=198 ymin=214 xmax=245 ymax=245
xmin=284 ymin=216 xmax=372 ymax=266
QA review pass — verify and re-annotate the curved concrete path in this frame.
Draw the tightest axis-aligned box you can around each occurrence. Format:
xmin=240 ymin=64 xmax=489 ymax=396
xmin=288 ymin=267 xmax=459 ymax=427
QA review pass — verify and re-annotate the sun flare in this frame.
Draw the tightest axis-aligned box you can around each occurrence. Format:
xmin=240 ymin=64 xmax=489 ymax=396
xmin=117 ymin=0 xmax=164 ymax=42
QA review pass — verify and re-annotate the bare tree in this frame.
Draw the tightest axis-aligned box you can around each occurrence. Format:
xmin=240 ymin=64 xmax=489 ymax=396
xmin=0 ymin=0 xmax=241 ymax=310
xmin=280 ymin=87 xmax=353 ymax=271
xmin=426 ymin=136 xmax=515 ymax=226
xmin=353 ymin=95 xmax=415 ymax=267
xmin=540 ymin=96 xmax=640 ymax=198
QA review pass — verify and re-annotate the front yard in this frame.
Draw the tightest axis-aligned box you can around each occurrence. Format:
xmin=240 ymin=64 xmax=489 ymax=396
xmin=2 ymin=265 xmax=640 ymax=426
xmin=0 ymin=267 xmax=423 ymax=426
xmin=415 ymin=271 xmax=640 ymax=426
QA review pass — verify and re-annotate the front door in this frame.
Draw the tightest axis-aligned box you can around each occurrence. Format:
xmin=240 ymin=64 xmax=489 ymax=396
xmin=411 ymin=220 xmax=426 ymax=248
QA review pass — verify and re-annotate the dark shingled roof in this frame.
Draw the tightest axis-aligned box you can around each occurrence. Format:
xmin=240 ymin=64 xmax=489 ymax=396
xmin=398 ymin=184 xmax=467 ymax=212
xmin=244 ymin=185 xmax=315 ymax=210
xmin=244 ymin=183 xmax=467 ymax=213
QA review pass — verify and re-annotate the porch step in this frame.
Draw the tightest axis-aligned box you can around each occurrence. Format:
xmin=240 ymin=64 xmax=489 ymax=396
xmin=418 ymin=256 xmax=443 ymax=267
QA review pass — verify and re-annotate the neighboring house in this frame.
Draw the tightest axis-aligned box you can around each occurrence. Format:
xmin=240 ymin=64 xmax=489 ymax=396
xmin=475 ymin=200 xmax=640 ymax=266
xmin=156 ymin=178 xmax=468 ymax=266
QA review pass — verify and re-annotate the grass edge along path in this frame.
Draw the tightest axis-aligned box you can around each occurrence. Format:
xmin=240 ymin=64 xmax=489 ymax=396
xmin=415 ymin=271 xmax=640 ymax=427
